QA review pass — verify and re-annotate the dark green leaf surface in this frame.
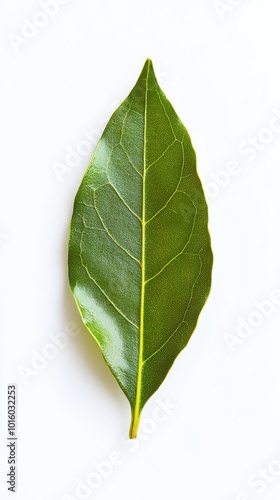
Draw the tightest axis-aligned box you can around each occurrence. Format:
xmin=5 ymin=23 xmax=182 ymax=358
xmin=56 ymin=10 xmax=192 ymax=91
xmin=68 ymin=60 xmax=213 ymax=437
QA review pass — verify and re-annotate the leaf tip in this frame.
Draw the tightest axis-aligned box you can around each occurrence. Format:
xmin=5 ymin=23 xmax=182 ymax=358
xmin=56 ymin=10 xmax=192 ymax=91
xmin=139 ymin=58 xmax=157 ymax=85
xmin=144 ymin=57 xmax=153 ymax=65
xmin=142 ymin=58 xmax=154 ymax=72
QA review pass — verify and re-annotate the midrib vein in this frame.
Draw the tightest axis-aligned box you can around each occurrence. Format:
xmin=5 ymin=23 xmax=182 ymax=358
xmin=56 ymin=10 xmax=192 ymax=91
xmin=130 ymin=60 xmax=150 ymax=438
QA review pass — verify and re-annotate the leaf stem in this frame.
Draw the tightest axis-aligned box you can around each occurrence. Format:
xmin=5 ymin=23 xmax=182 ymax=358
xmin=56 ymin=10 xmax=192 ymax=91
xmin=130 ymin=59 xmax=150 ymax=439
xmin=129 ymin=410 xmax=141 ymax=439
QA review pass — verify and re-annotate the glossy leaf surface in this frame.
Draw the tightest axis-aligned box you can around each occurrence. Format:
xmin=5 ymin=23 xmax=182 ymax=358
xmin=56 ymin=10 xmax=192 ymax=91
xmin=68 ymin=60 xmax=213 ymax=437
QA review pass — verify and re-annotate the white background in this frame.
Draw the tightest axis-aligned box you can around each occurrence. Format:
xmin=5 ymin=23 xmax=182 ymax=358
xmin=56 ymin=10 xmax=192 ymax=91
xmin=1 ymin=1 xmax=280 ymax=499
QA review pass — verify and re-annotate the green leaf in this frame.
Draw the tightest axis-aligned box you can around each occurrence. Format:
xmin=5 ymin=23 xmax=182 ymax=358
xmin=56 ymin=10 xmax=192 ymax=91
xmin=68 ymin=59 xmax=213 ymax=438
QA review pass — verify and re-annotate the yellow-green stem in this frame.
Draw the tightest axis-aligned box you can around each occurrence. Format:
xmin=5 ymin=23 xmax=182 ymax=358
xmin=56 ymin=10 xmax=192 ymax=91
xmin=129 ymin=60 xmax=150 ymax=440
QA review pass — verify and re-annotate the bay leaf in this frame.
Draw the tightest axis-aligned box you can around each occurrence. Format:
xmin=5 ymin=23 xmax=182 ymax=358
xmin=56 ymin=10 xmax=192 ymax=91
xmin=68 ymin=59 xmax=213 ymax=438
